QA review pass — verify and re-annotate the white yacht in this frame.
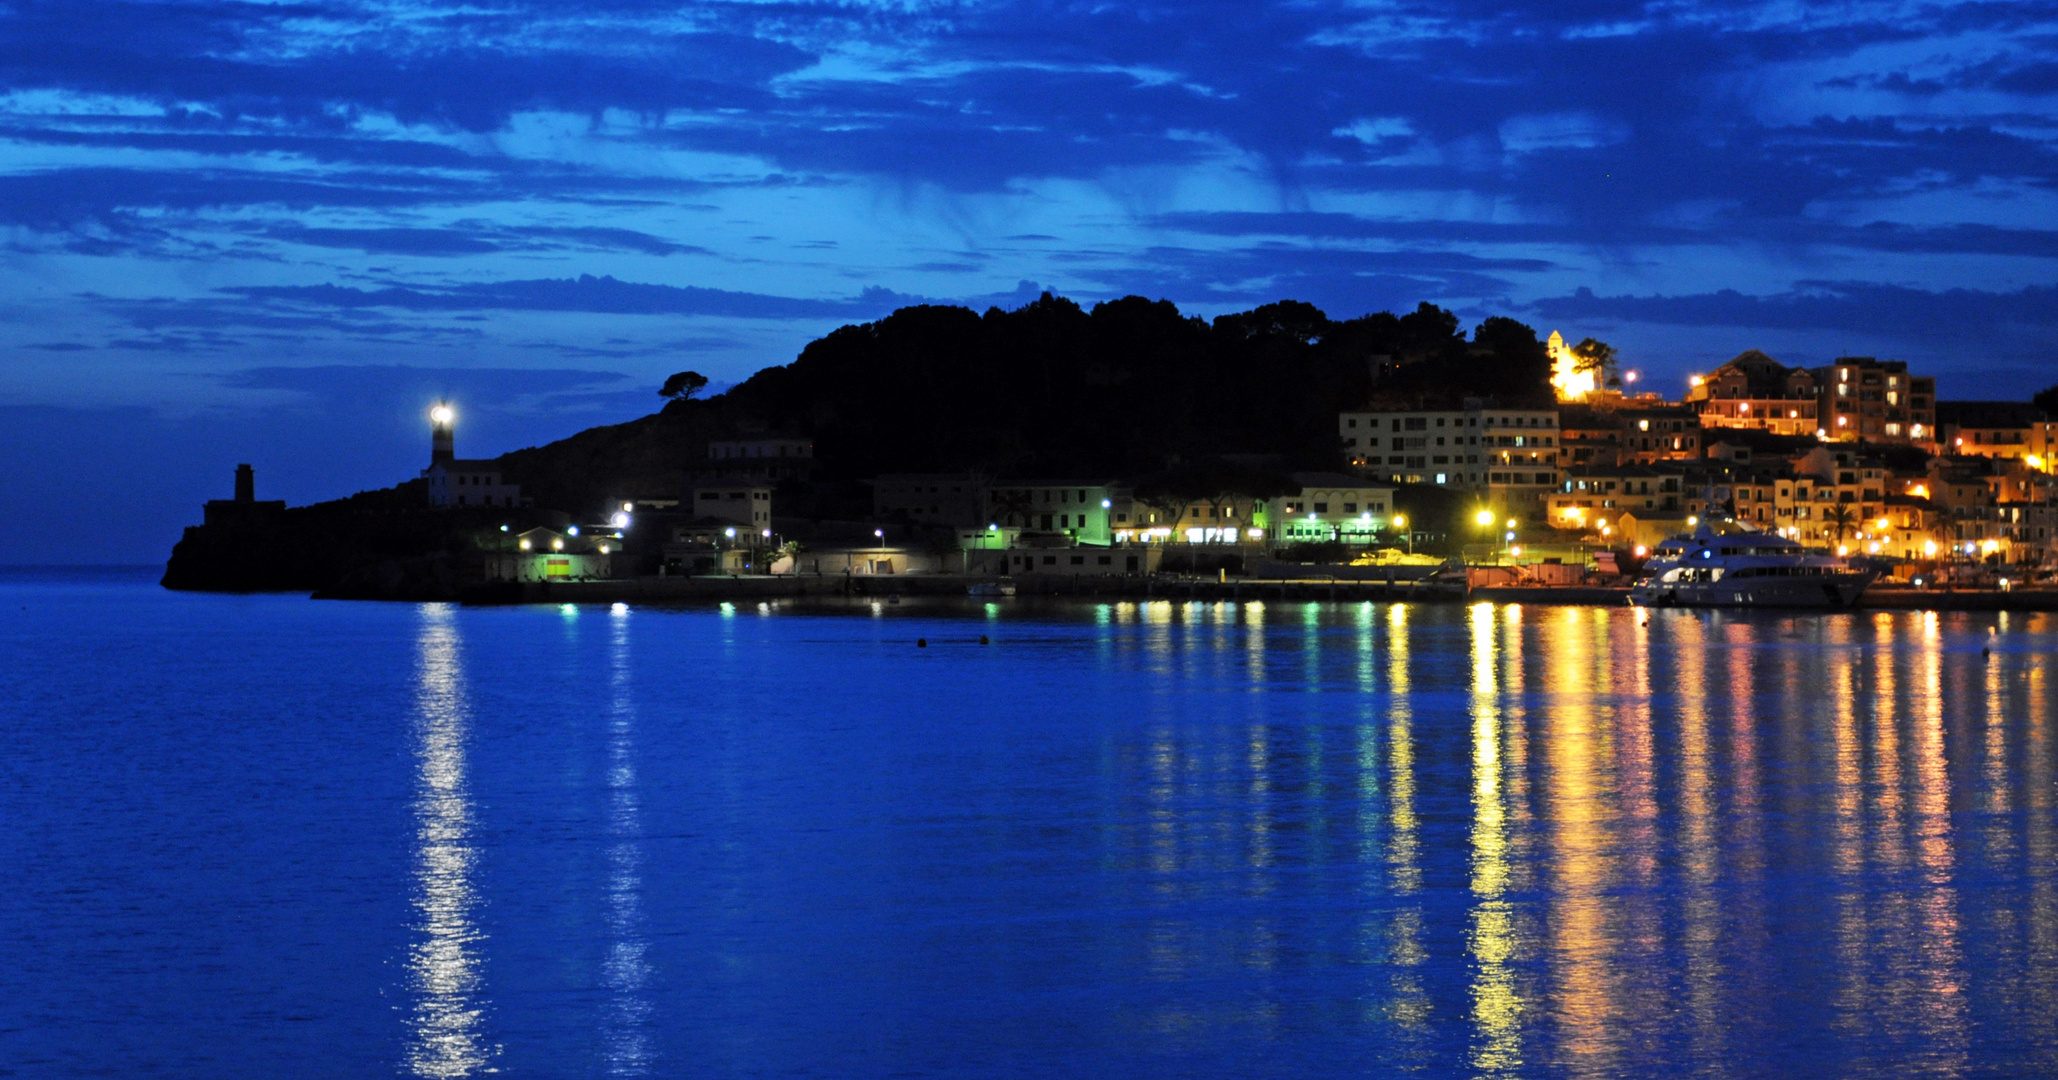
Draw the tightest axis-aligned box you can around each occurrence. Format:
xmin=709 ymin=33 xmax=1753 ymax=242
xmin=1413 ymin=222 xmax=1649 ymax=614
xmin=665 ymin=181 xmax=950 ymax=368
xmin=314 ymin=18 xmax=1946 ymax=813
xmin=1630 ymin=522 xmax=1876 ymax=608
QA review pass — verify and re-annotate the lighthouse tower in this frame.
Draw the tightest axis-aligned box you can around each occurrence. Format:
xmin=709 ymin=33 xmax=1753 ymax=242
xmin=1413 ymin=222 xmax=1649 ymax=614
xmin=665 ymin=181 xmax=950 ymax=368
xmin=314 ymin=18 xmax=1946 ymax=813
xmin=422 ymin=401 xmax=523 ymax=509
xmin=430 ymin=401 xmax=456 ymax=465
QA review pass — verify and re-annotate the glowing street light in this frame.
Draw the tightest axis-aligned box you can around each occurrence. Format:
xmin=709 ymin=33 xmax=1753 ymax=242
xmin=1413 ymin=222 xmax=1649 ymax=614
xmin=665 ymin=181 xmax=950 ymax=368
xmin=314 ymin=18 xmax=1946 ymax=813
xmin=1474 ymin=509 xmax=1495 ymax=526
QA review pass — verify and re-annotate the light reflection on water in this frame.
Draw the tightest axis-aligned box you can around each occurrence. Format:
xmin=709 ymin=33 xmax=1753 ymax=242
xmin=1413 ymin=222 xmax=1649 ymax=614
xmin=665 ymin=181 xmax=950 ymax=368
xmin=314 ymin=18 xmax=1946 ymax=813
xmin=405 ymin=604 xmax=495 ymax=1078
xmin=12 ymin=582 xmax=2058 ymax=1079
xmin=601 ymin=604 xmax=653 ymax=1075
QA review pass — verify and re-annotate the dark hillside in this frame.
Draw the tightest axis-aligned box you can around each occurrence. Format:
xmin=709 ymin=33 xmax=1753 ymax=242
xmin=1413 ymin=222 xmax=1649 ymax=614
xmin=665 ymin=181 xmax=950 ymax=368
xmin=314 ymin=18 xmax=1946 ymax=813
xmin=702 ymin=292 xmax=1553 ymax=484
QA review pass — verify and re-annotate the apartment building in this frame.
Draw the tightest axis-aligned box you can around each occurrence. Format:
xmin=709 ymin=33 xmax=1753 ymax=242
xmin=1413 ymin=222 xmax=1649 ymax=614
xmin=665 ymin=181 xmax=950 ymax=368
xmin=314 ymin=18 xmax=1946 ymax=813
xmin=984 ymin=481 xmax=1122 ymax=543
xmin=1547 ymin=465 xmax=1686 ymax=531
xmin=1937 ymin=401 xmax=2056 ymax=465
xmin=1687 ymin=350 xmax=1821 ymax=436
xmin=1340 ymin=401 xmax=1562 ymax=518
xmin=1816 ymin=357 xmax=1935 ymax=445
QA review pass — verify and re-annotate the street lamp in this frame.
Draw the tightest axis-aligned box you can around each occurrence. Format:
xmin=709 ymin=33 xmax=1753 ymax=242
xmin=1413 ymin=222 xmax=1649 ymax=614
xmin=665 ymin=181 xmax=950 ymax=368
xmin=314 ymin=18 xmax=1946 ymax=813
xmin=1393 ymin=514 xmax=1411 ymax=555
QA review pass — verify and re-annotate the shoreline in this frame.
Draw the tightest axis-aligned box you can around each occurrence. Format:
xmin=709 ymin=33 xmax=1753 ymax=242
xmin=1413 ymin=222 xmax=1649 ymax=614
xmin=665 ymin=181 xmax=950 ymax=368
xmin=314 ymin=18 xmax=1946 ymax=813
xmin=331 ymin=573 xmax=2058 ymax=612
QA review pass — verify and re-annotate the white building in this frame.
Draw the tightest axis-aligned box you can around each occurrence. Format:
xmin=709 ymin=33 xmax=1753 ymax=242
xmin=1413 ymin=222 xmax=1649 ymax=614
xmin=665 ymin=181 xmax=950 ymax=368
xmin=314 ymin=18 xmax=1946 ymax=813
xmin=984 ymin=481 xmax=1122 ymax=543
xmin=1340 ymin=401 xmax=1562 ymax=517
xmin=689 ymin=482 xmax=772 ymax=529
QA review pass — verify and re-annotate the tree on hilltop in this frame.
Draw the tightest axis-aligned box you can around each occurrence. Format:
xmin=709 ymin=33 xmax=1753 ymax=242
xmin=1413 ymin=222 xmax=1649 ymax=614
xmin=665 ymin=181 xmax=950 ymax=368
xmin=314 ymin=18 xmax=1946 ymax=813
xmin=660 ymin=371 xmax=709 ymax=401
xmin=1572 ymin=337 xmax=1620 ymax=387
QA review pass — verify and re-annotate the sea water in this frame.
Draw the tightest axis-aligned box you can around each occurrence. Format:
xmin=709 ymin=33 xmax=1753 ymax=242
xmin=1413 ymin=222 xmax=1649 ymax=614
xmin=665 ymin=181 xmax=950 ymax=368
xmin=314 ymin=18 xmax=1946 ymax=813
xmin=4 ymin=568 xmax=2056 ymax=1078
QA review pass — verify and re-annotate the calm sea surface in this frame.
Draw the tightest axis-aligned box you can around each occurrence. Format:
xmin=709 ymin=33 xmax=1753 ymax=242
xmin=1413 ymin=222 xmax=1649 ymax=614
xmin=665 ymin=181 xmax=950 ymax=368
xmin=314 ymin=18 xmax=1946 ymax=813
xmin=4 ymin=569 xmax=2056 ymax=1079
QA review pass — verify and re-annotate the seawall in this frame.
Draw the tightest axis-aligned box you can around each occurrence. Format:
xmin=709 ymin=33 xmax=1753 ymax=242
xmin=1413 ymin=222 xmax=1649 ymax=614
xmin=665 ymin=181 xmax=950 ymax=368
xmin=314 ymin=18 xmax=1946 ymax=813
xmin=439 ymin=575 xmax=2058 ymax=612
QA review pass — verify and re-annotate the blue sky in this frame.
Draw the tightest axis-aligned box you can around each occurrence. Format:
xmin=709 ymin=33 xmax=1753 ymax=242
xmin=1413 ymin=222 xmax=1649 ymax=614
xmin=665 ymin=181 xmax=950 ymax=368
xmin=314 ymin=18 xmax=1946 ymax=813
xmin=4 ymin=0 xmax=2057 ymax=561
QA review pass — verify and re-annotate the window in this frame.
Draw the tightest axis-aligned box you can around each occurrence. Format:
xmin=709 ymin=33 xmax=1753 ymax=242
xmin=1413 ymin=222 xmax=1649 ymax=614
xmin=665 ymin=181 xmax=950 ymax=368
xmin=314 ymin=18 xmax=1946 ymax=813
xmin=1343 ymin=502 xmax=1357 ymax=513
xmin=1313 ymin=502 xmax=1328 ymax=513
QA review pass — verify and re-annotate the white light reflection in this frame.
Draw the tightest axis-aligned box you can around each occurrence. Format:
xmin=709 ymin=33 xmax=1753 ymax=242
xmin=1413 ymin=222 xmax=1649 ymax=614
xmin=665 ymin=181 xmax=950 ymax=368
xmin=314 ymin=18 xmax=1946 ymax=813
xmin=405 ymin=604 xmax=497 ymax=1078
xmin=602 ymin=604 xmax=655 ymax=1074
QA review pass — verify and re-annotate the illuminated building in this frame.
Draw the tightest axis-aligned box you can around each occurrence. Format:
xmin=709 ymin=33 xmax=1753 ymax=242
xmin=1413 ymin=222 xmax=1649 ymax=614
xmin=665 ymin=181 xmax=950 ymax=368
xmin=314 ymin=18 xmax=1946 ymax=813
xmin=1936 ymin=401 xmax=2056 ymax=467
xmin=1340 ymin=400 xmax=1562 ymax=518
xmin=1814 ymin=357 xmax=1936 ymax=446
xmin=1685 ymin=350 xmax=1820 ymax=437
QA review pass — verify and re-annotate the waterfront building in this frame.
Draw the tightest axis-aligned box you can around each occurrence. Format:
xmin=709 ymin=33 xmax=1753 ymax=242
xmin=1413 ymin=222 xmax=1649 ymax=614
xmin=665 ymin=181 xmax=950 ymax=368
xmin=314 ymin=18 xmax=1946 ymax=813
xmin=984 ymin=481 xmax=1124 ymax=543
xmin=478 ymin=526 xmax=615 ymax=582
xmin=1271 ymin=472 xmax=1397 ymax=544
xmin=1548 ymin=465 xmax=1687 ymax=534
xmin=422 ymin=402 xmax=524 ymax=509
xmin=1339 ymin=400 xmax=1562 ymax=519
xmin=1116 ymin=493 xmax=1269 ymax=545
xmin=997 ymin=546 xmax=1161 ymax=576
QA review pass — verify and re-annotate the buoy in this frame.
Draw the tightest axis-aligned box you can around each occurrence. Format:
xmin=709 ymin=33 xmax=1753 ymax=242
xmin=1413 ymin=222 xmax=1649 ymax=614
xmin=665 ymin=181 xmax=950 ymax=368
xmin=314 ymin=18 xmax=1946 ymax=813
xmin=1981 ymin=647 xmax=1991 ymax=660
xmin=917 ymin=637 xmax=927 ymax=648
xmin=979 ymin=634 xmax=990 ymax=645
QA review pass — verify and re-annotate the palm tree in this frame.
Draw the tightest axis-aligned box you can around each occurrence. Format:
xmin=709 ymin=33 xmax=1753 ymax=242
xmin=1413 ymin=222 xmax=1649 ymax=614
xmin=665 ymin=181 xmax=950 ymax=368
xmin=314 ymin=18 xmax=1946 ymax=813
xmin=1825 ymin=504 xmax=1856 ymax=546
xmin=987 ymin=487 xmax=1034 ymax=528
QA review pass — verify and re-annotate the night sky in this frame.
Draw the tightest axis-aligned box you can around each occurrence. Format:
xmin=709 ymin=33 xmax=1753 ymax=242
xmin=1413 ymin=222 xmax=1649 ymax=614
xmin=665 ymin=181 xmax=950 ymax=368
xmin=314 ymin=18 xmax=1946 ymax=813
xmin=5 ymin=0 xmax=2057 ymax=562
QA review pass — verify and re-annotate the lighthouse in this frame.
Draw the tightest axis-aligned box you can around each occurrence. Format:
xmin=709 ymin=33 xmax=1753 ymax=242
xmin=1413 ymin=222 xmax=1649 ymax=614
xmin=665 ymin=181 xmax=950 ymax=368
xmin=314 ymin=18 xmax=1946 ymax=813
xmin=421 ymin=401 xmax=523 ymax=508
xmin=430 ymin=401 xmax=456 ymax=465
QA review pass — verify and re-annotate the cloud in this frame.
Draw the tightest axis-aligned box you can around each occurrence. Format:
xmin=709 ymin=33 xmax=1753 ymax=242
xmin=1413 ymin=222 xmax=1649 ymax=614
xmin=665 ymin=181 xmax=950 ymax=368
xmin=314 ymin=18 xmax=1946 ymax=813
xmin=1498 ymin=112 xmax=1630 ymax=154
xmin=224 ymin=274 xmax=924 ymax=320
xmin=1533 ymin=282 xmax=2058 ymax=335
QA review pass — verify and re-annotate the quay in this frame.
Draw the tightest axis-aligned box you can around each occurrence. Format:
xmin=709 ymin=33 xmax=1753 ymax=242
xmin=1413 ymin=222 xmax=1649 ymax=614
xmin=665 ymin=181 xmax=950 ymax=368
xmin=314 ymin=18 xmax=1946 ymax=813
xmin=452 ymin=574 xmax=2058 ymax=612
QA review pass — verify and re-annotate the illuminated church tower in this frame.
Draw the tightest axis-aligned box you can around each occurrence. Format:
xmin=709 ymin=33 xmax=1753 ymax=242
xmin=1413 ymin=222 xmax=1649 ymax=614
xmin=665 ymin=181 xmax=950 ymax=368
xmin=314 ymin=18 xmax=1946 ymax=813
xmin=1547 ymin=330 xmax=1595 ymax=401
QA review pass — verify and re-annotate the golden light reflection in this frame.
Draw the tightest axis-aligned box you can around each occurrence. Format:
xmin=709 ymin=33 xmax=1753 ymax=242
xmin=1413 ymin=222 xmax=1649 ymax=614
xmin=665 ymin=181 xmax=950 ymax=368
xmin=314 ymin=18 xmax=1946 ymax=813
xmin=1544 ymin=605 xmax=1620 ymax=1071
xmin=405 ymin=604 xmax=496 ymax=1079
xmin=1466 ymin=603 xmax=1522 ymax=1074
xmin=1384 ymin=603 xmax=1430 ymax=1036
xmin=1909 ymin=614 xmax=1968 ymax=1069
xmin=2025 ymin=648 xmax=2057 ymax=1024
xmin=1672 ymin=613 xmax=1727 ymax=1060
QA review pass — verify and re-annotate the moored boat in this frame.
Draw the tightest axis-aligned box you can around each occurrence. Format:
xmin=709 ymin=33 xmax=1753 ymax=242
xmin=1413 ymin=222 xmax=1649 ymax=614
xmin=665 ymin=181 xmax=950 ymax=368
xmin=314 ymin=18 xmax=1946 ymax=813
xmin=1629 ymin=522 xmax=1876 ymax=608
xmin=967 ymin=581 xmax=1017 ymax=597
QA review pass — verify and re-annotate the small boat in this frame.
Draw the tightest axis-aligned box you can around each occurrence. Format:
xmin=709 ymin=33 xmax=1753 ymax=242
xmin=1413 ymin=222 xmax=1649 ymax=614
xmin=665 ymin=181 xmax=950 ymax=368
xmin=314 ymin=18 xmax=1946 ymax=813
xmin=1630 ymin=521 xmax=1876 ymax=608
xmin=967 ymin=581 xmax=1017 ymax=597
